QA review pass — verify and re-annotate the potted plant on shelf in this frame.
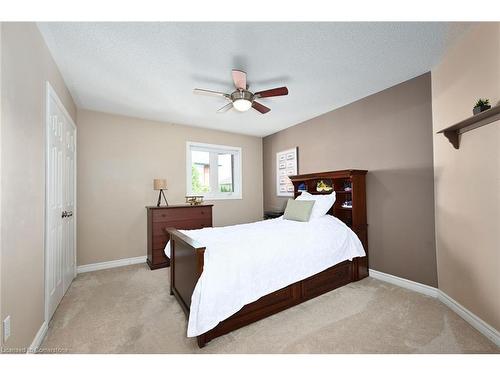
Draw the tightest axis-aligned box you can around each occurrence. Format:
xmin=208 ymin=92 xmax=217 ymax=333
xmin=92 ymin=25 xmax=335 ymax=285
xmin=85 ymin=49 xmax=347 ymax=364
xmin=473 ymin=98 xmax=491 ymax=115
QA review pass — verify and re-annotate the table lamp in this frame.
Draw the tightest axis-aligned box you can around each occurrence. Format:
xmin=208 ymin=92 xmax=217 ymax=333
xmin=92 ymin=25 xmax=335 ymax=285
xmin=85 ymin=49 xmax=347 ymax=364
xmin=153 ymin=179 xmax=169 ymax=207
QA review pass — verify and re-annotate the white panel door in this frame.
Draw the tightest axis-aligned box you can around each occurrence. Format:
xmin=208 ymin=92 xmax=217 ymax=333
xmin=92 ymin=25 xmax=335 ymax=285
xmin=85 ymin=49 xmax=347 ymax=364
xmin=62 ymin=115 xmax=75 ymax=294
xmin=45 ymin=83 xmax=76 ymax=321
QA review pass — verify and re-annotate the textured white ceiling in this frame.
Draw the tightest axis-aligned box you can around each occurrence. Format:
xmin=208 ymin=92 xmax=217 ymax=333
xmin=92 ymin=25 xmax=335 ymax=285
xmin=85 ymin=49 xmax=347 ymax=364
xmin=37 ymin=22 xmax=468 ymax=136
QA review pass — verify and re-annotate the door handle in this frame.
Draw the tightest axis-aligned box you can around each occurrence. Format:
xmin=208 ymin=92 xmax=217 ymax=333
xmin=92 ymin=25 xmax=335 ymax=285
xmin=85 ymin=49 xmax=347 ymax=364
xmin=61 ymin=211 xmax=73 ymax=218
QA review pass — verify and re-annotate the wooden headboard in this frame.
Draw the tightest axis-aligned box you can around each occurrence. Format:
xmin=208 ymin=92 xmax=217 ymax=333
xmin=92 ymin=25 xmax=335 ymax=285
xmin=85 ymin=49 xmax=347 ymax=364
xmin=289 ymin=169 xmax=368 ymax=277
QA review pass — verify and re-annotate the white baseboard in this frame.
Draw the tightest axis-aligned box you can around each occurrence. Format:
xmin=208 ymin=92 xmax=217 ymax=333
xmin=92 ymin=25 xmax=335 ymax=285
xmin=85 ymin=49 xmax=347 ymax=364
xmin=369 ymin=268 xmax=499 ymax=347
xmin=27 ymin=321 xmax=48 ymax=354
xmin=77 ymin=256 xmax=146 ymax=274
xmin=369 ymin=269 xmax=439 ymax=298
xmin=437 ymin=289 xmax=500 ymax=347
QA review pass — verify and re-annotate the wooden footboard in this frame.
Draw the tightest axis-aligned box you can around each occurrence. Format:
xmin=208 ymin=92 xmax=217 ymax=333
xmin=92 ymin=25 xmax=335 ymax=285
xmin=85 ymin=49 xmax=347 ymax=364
xmin=167 ymin=228 xmax=205 ymax=316
xmin=167 ymin=227 xmax=367 ymax=348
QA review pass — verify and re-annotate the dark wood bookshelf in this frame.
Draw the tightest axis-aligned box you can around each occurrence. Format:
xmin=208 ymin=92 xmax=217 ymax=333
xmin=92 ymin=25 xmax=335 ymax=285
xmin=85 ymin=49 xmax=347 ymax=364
xmin=290 ymin=170 xmax=368 ymax=277
xmin=437 ymin=105 xmax=500 ymax=149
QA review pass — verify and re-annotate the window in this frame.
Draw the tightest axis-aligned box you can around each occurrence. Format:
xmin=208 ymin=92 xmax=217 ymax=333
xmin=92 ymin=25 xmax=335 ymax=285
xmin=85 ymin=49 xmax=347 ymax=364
xmin=186 ymin=142 xmax=242 ymax=200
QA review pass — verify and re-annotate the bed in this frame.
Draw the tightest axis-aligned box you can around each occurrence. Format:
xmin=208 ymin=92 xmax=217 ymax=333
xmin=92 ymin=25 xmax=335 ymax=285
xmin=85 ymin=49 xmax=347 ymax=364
xmin=166 ymin=169 xmax=368 ymax=348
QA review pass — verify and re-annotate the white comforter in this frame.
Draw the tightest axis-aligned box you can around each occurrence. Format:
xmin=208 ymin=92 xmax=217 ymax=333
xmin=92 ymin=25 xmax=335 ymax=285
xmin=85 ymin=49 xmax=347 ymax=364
xmin=164 ymin=215 xmax=365 ymax=337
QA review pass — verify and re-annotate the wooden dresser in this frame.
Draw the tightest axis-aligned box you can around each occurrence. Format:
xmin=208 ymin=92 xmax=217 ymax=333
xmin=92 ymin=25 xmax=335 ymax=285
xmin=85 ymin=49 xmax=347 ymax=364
xmin=146 ymin=204 xmax=213 ymax=269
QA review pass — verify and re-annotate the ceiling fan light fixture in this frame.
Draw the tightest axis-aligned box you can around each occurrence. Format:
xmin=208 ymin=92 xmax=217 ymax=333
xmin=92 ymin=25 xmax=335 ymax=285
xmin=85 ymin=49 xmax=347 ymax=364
xmin=193 ymin=69 xmax=288 ymax=114
xmin=233 ymin=98 xmax=252 ymax=112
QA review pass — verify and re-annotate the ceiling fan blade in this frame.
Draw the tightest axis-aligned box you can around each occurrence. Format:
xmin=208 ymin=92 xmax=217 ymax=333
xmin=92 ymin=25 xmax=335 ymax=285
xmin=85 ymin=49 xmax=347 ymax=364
xmin=232 ymin=69 xmax=247 ymax=90
xmin=193 ymin=88 xmax=230 ymax=98
xmin=217 ymin=102 xmax=233 ymax=113
xmin=252 ymin=101 xmax=271 ymax=114
xmin=254 ymin=86 xmax=288 ymax=98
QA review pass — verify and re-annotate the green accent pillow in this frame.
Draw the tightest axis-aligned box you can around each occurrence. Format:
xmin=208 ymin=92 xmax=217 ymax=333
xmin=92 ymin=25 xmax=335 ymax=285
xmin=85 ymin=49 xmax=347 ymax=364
xmin=283 ymin=199 xmax=315 ymax=222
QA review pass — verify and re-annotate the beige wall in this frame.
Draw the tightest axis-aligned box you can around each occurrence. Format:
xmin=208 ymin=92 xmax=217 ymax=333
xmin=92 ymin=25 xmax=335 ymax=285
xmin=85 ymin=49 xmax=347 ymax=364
xmin=264 ymin=73 xmax=437 ymax=286
xmin=431 ymin=23 xmax=500 ymax=330
xmin=0 ymin=23 xmax=76 ymax=349
xmin=76 ymin=109 xmax=263 ymax=266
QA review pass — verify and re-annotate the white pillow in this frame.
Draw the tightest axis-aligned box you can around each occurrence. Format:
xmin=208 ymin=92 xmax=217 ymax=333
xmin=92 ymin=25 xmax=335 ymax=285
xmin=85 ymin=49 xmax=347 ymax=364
xmin=296 ymin=190 xmax=336 ymax=219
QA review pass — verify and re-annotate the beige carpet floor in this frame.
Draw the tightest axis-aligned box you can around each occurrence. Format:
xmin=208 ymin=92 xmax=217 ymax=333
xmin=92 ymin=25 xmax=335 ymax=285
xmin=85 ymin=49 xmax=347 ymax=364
xmin=40 ymin=263 xmax=499 ymax=354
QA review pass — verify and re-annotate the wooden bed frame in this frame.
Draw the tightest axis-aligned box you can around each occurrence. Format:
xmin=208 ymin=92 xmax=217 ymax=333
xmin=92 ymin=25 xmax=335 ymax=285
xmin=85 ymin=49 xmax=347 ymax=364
xmin=167 ymin=170 xmax=368 ymax=348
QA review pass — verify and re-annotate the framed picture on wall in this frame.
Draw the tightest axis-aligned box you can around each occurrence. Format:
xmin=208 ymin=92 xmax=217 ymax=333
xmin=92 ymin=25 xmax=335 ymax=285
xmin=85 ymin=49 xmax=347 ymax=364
xmin=276 ymin=147 xmax=298 ymax=197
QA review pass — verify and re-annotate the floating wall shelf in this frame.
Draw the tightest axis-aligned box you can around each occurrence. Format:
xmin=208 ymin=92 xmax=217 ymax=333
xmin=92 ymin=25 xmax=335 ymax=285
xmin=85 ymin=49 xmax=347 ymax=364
xmin=437 ymin=105 xmax=500 ymax=149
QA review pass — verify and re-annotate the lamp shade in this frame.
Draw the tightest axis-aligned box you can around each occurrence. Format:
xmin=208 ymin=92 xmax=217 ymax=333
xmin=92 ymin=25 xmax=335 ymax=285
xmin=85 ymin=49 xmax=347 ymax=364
xmin=153 ymin=179 xmax=167 ymax=190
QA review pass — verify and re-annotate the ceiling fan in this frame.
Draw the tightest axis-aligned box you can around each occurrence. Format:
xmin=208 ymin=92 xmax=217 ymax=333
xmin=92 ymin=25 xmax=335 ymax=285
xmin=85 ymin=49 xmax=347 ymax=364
xmin=193 ymin=69 xmax=289 ymax=114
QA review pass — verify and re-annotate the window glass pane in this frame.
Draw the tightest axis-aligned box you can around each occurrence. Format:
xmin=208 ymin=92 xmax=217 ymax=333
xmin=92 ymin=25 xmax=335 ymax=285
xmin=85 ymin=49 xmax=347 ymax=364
xmin=191 ymin=150 xmax=210 ymax=193
xmin=218 ymin=153 xmax=234 ymax=193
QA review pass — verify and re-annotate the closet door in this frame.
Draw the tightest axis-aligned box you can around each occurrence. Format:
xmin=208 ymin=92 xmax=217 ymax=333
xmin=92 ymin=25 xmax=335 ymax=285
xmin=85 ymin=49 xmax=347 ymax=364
xmin=62 ymin=116 xmax=76 ymax=294
xmin=45 ymin=83 xmax=76 ymax=321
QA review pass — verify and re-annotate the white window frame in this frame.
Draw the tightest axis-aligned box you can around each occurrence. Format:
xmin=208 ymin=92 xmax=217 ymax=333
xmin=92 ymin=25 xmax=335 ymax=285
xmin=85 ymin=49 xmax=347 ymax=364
xmin=186 ymin=141 xmax=242 ymax=200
